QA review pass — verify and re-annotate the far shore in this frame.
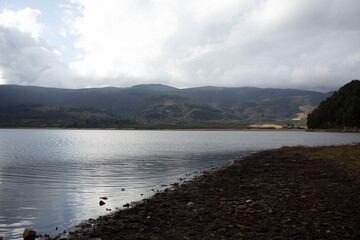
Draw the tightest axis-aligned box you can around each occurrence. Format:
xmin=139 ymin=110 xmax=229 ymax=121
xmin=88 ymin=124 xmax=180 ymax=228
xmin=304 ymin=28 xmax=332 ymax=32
xmin=0 ymin=127 xmax=305 ymax=131
xmin=3 ymin=126 xmax=359 ymax=132
xmin=306 ymin=128 xmax=360 ymax=133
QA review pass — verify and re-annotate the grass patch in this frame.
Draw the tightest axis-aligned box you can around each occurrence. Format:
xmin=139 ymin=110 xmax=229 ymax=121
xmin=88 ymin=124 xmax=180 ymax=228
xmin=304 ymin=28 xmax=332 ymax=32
xmin=310 ymin=144 xmax=360 ymax=170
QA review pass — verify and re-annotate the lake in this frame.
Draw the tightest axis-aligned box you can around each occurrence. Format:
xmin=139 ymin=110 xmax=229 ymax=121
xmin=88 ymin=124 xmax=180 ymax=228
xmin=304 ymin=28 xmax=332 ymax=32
xmin=0 ymin=129 xmax=360 ymax=239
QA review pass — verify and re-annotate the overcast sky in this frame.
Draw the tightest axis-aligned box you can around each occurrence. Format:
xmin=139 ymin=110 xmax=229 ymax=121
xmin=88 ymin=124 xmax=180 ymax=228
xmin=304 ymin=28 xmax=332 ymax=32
xmin=0 ymin=0 xmax=359 ymax=91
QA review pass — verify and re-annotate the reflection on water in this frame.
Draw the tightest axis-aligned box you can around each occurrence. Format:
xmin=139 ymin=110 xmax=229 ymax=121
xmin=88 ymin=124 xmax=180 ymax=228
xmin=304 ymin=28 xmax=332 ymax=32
xmin=0 ymin=129 xmax=360 ymax=239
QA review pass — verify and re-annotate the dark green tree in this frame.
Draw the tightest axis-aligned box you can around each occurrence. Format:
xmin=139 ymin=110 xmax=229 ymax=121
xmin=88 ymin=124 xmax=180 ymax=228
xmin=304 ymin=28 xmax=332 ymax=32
xmin=307 ymin=80 xmax=360 ymax=129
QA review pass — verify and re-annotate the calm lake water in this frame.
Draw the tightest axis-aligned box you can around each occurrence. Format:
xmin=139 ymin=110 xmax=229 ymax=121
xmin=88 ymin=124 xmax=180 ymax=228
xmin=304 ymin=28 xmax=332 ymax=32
xmin=0 ymin=129 xmax=360 ymax=239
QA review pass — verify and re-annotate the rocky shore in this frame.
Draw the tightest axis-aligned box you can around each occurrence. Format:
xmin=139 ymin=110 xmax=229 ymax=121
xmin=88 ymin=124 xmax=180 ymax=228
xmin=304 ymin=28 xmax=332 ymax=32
xmin=44 ymin=145 xmax=359 ymax=240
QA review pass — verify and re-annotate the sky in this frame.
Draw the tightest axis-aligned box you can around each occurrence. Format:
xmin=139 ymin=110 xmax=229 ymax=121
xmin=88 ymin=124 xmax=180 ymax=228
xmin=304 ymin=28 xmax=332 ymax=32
xmin=0 ymin=0 xmax=359 ymax=91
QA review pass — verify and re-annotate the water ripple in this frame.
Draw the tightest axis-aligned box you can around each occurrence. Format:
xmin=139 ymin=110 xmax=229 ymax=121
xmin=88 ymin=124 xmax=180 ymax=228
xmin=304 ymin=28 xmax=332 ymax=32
xmin=0 ymin=129 xmax=360 ymax=239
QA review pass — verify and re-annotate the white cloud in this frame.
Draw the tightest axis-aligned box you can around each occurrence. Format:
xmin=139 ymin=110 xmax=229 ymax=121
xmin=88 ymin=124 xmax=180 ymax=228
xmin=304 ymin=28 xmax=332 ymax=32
xmin=63 ymin=0 xmax=360 ymax=91
xmin=0 ymin=7 xmax=44 ymax=39
xmin=0 ymin=7 xmax=90 ymax=88
xmin=0 ymin=27 xmax=82 ymax=88
xmin=0 ymin=1 xmax=359 ymax=91
xmin=67 ymin=0 xmax=255 ymax=81
xmin=0 ymin=68 xmax=6 ymax=84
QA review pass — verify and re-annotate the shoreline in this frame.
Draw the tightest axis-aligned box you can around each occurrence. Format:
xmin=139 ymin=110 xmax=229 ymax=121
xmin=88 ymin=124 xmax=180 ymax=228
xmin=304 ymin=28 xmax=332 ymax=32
xmin=3 ymin=127 xmax=359 ymax=133
xmin=0 ymin=127 xmax=304 ymax=131
xmin=306 ymin=128 xmax=360 ymax=133
xmin=44 ymin=145 xmax=360 ymax=240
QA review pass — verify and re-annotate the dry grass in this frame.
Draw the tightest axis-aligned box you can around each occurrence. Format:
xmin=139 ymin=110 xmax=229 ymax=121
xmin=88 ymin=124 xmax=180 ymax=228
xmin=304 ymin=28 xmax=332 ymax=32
xmin=309 ymin=144 xmax=360 ymax=170
xmin=248 ymin=124 xmax=283 ymax=129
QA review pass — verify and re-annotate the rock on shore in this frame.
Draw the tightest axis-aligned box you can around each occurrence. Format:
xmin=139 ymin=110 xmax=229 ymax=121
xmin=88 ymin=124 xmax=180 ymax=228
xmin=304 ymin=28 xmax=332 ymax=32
xmin=46 ymin=145 xmax=360 ymax=240
xmin=23 ymin=229 xmax=37 ymax=240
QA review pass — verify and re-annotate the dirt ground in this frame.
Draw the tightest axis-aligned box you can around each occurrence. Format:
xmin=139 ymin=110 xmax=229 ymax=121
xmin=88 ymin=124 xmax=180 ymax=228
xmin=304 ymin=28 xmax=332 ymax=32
xmin=44 ymin=146 xmax=360 ymax=240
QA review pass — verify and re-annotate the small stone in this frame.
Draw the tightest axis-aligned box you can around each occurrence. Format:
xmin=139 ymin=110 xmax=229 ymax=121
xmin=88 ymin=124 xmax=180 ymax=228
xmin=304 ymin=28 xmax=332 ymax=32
xmin=245 ymin=199 xmax=252 ymax=203
xmin=187 ymin=202 xmax=194 ymax=207
xmin=121 ymin=188 xmax=125 ymax=191
xmin=147 ymin=216 xmax=151 ymax=219
xmin=106 ymin=208 xmax=111 ymax=211
xmin=23 ymin=228 xmax=37 ymax=240
xmin=99 ymin=200 xmax=106 ymax=206
xmin=326 ymin=230 xmax=331 ymax=233
xmin=123 ymin=203 xmax=130 ymax=208
xmin=151 ymin=188 xmax=155 ymax=191
xmin=100 ymin=197 xmax=108 ymax=200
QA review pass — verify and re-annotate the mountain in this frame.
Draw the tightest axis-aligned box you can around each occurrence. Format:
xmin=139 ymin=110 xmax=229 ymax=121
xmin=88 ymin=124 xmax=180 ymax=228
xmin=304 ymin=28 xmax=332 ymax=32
xmin=307 ymin=80 xmax=360 ymax=129
xmin=0 ymin=84 xmax=332 ymax=128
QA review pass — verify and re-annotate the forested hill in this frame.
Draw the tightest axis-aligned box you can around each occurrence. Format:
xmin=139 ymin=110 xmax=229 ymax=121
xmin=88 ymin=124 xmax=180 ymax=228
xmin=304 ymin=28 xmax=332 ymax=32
xmin=0 ymin=84 xmax=332 ymax=128
xmin=307 ymin=80 xmax=360 ymax=129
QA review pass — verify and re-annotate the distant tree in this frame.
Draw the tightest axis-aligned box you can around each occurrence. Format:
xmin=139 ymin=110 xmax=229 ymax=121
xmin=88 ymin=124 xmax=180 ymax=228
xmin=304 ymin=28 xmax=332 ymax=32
xmin=307 ymin=80 xmax=360 ymax=129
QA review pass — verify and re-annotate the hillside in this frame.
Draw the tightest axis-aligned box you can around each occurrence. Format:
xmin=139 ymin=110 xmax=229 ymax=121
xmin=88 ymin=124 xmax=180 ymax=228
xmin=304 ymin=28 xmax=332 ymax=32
xmin=307 ymin=80 xmax=360 ymax=129
xmin=0 ymin=84 xmax=332 ymax=128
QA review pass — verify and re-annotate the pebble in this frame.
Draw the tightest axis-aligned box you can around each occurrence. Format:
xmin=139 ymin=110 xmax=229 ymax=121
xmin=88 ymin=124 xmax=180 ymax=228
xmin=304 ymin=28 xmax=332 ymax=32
xmin=99 ymin=200 xmax=106 ymax=206
xmin=100 ymin=197 xmax=108 ymax=200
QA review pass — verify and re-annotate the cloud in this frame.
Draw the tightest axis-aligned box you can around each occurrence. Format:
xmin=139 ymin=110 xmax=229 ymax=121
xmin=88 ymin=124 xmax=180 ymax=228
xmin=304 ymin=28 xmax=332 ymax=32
xmin=64 ymin=0 xmax=359 ymax=91
xmin=0 ymin=26 xmax=80 ymax=87
xmin=0 ymin=7 xmax=44 ymax=39
xmin=0 ymin=1 xmax=359 ymax=91
xmin=0 ymin=7 xmax=91 ymax=88
xmin=0 ymin=7 xmax=72 ymax=87
xmin=0 ymin=68 xmax=6 ymax=84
